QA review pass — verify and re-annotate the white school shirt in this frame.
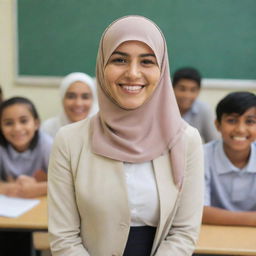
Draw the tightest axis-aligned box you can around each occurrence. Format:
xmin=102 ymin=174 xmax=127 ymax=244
xmin=124 ymin=161 xmax=160 ymax=227
xmin=204 ymin=140 xmax=256 ymax=211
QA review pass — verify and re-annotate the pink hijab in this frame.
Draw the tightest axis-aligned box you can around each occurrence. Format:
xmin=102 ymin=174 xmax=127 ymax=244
xmin=92 ymin=15 xmax=187 ymax=188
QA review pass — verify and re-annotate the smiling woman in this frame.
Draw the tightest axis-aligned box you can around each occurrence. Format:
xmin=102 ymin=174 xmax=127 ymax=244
xmin=104 ymin=41 xmax=161 ymax=109
xmin=42 ymin=72 xmax=98 ymax=137
xmin=48 ymin=15 xmax=204 ymax=256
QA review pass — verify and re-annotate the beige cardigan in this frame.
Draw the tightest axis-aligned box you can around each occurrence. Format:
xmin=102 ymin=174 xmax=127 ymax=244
xmin=48 ymin=118 xmax=204 ymax=256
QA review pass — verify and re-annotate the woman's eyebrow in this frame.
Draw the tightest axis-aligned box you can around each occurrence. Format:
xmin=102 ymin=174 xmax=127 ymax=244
xmin=111 ymin=51 xmax=128 ymax=56
xmin=140 ymin=53 xmax=156 ymax=58
xmin=112 ymin=51 xmax=156 ymax=57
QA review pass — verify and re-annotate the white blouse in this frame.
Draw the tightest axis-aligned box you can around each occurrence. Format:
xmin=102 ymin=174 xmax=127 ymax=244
xmin=124 ymin=161 xmax=160 ymax=227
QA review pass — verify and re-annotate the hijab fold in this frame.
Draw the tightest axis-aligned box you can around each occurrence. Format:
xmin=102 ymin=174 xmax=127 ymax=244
xmin=92 ymin=16 xmax=187 ymax=188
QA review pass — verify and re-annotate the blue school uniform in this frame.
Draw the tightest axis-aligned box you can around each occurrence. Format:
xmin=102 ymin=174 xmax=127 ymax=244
xmin=204 ymin=140 xmax=256 ymax=211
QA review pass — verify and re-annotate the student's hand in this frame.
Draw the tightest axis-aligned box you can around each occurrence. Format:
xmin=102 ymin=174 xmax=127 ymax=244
xmin=16 ymin=175 xmax=37 ymax=185
xmin=33 ymin=170 xmax=47 ymax=182
xmin=2 ymin=183 xmax=21 ymax=197
xmin=14 ymin=175 xmax=39 ymax=198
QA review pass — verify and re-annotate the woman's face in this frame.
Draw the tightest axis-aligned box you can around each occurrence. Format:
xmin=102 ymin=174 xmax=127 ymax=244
xmin=63 ymin=81 xmax=93 ymax=122
xmin=104 ymin=40 xmax=161 ymax=109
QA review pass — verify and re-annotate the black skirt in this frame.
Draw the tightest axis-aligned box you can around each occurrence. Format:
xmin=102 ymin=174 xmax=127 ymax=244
xmin=123 ymin=226 xmax=156 ymax=256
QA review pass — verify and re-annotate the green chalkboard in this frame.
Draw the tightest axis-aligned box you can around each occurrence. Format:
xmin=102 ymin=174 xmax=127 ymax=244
xmin=17 ymin=0 xmax=256 ymax=79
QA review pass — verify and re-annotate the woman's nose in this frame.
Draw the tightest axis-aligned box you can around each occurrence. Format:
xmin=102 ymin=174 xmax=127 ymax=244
xmin=126 ymin=62 xmax=141 ymax=80
xmin=74 ymin=97 xmax=84 ymax=106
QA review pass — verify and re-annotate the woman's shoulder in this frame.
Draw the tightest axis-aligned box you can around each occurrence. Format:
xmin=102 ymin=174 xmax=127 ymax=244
xmin=183 ymin=124 xmax=203 ymax=148
xmin=52 ymin=118 xmax=92 ymax=155
xmin=184 ymin=124 xmax=201 ymax=139
xmin=56 ymin=118 xmax=91 ymax=142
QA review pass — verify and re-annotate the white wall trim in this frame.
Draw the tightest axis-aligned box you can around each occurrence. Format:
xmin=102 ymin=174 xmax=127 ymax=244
xmin=15 ymin=76 xmax=63 ymax=87
xmin=202 ymin=79 xmax=256 ymax=90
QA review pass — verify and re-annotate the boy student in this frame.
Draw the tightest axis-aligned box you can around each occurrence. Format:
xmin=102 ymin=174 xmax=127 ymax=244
xmin=203 ymin=91 xmax=256 ymax=226
xmin=172 ymin=67 xmax=218 ymax=143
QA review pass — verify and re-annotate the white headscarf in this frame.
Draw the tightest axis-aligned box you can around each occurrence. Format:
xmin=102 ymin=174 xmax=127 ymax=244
xmin=60 ymin=72 xmax=98 ymax=117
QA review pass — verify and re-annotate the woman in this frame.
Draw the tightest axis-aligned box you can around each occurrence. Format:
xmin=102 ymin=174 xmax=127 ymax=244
xmin=48 ymin=15 xmax=204 ymax=256
xmin=42 ymin=72 xmax=98 ymax=137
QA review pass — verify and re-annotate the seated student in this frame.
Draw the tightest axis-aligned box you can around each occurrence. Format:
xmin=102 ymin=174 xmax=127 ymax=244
xmin=0 ymin=85 xmax=3 ymax=103
xmin=203 ymin=91 xmax=256 ymax=226
xmin=172 ymin=67 xmax=218 ymax=143
xmin=0 ymin=97 xmax=52 ymax=256
xmin=42 ymin=72 xmax=98 ymax=137
xmin=0 ymin=97 xmax=52 ymax=197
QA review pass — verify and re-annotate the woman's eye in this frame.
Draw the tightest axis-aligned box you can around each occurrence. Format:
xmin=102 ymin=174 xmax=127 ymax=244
xmin=111 ymin=58 xmax=126 ymax=64
xmin=81 ymin=93 xmax=92 ymax=100
xmin=65 ymin=93 xmax=76 ymax=99
xmin=141 ymin=59 xmax=154 ymax=65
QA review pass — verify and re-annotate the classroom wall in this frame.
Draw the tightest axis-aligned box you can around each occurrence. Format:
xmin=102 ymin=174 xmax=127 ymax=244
xmin=0 ymin=0 xmax=255 ymax=122
xmin=0 ymin=0 xmax=61 ymax=121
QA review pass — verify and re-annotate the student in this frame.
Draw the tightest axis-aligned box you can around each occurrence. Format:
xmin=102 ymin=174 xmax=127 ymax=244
xmin=42 ymin=72 xmax=98 ymax=137
xmin=0 ymin=85 xmax=3 ymax=103
xmin=48 ymin=15 xmax=204 ymax=256
xmin=0 ymin=97 xmax=52 ymax=198
xmin=203 ymin=91 xmax=256 ymax=226
xmin=0 ymin=97 xmax=53 ymax=256
xmin=172 ymin=67 xmax=218 ymax=143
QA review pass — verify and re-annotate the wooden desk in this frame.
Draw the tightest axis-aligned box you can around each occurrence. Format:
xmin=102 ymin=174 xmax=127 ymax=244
xmin=0 ymin=197 xmax=47 ymax=231
xmin=195 ymin=225 xmax=256 ymax=255
xmin=1 ymin=199 xmax=256 ymax=256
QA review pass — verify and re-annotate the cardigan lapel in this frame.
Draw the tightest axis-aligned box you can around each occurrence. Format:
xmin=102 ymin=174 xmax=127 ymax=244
xmin=151 ymin=153 xmax=179 ymax=254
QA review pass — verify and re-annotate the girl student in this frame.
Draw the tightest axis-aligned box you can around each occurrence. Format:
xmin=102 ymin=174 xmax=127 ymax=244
xmin=0 ymin=96 xmax=52 ymax=198
xmin=48 ymin=16 xmax=204 ymax=256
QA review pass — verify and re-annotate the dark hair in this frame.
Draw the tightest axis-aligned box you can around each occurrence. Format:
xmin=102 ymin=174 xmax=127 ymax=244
xmin=0 ymin=86 xmax=3 ymax=103
xmin=0 ymin=97 xmax=40 ymax=149
xmin=172 ymin=67 xmax=201 ymax=88
xmin=216 ymin=91 xmax=256 ymax=123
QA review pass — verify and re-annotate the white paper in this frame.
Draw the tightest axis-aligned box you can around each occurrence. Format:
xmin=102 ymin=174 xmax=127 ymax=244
xmin=0 ymin=195 xmax=39 ymax=218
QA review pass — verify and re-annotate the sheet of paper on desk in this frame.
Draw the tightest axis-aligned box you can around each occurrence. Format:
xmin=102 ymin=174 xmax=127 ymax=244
xmin=0 ymin=195 xmax=39 ymax=218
